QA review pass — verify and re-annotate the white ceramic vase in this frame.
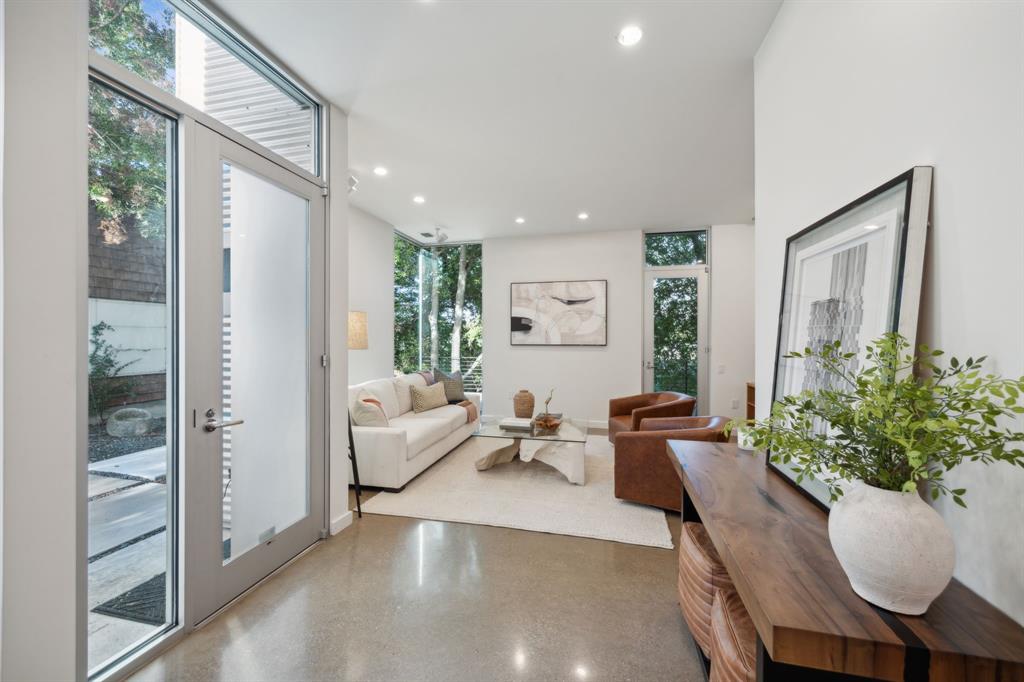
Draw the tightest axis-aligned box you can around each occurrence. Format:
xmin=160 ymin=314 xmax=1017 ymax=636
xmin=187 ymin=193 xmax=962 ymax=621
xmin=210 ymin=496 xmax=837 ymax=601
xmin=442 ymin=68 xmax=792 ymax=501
xmin=828 ymin=481 xmax=955 ymax=615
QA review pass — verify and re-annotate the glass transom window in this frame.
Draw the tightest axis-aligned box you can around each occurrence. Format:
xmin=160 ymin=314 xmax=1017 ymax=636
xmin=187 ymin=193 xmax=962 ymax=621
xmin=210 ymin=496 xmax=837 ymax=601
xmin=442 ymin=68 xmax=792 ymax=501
xmin=644 ymin=230 xmax=708 ymax=266
xmin=90 ymin=0 xmax=319 ymax=174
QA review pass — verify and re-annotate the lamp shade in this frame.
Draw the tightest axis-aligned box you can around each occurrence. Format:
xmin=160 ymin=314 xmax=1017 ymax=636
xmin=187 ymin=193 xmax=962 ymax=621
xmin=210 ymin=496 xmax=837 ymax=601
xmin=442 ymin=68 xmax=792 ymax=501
xmin=348 ymin=311 xmax=368 ymax=350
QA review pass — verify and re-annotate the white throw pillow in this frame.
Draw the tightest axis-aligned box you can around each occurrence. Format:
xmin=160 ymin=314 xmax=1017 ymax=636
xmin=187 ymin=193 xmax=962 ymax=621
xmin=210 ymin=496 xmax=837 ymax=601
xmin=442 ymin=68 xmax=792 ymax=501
xmin=358 ymin=378 xmax=401 ymax=419
xmin=351 ymin=392 xmax=389 ymax=427
xmin=393 ymin=373 xmax=427 ymax=414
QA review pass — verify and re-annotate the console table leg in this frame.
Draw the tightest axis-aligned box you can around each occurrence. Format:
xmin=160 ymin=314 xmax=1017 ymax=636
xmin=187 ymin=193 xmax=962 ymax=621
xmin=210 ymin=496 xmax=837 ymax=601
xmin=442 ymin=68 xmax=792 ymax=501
xmin=682 ymin=486 xmax=701 ymax=523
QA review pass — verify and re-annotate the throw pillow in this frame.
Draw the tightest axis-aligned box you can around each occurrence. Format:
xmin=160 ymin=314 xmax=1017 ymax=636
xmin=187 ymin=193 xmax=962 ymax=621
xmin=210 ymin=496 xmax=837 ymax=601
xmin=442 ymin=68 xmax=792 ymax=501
xmin=433 ymin=368 xmax=467 ymax=403
xmin=351 ymin=393 xmax=389 ymax=427
xmin=410 ymin=382 xmax=448 ymax=413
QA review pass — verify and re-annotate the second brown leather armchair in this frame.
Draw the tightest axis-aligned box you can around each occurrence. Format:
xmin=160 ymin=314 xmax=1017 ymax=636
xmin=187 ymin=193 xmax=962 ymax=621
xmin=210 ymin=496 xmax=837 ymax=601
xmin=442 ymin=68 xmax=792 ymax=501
xmin=613 ymin=416 xmax=729 ymax=511
xmin=607 ymin=391 xmax=696 ymax=443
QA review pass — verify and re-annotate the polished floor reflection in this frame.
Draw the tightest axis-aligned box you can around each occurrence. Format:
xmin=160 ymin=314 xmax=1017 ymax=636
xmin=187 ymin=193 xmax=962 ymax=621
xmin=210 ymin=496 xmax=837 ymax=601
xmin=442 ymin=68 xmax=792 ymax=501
xmin=132 ymin=493 xmax=701 ymax=681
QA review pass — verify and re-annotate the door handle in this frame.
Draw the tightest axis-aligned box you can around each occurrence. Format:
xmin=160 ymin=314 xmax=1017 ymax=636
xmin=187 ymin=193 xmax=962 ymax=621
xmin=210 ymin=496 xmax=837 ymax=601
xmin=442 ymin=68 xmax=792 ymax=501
xmin=644 ymin=361 xmax=654 ymax=369
xmin=204 ymin=418 xmax=245 ymax=432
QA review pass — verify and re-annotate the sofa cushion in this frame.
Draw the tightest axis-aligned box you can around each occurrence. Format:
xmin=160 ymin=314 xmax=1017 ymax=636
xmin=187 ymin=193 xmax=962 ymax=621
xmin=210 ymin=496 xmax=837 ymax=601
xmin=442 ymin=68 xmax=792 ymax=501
xmin=394 ymin=373 xmax=427 ymax=415
xmin=411 ymin=382 xmax=448 ymax=413
xmin=410 ymin=404 xmax=471 ymax=431
xmin=351 ymin=378 xmax=400 ymax=419
xmin=389 ymin=414 xmax=451 ymax=457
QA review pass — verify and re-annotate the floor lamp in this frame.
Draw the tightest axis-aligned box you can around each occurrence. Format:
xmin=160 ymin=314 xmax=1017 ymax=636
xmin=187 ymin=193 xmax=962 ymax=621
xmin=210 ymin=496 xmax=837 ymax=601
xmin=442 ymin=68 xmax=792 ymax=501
xmin=347 ymin=311 xmax=368 ymax=517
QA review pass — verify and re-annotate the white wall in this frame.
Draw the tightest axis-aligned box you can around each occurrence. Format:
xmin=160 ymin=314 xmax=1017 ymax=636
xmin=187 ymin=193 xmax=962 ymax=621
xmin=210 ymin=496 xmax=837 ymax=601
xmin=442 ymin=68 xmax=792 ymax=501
xmin=755 ymin=0 xmax=1024 ymax=624
xmin=348 ymin=206 xmax=395 ymax=383
xmin=328 ymin=104 xmax=352 ymax=535
xmin=709 ymin=225 xmax=755 ymax=422
xmin=482 ymin=227 xmax=754 ymax=426
xmin=2 ymin=1 xmax=89 ymax=677
xmin=483 ymin=230 xmax=644 ymax=425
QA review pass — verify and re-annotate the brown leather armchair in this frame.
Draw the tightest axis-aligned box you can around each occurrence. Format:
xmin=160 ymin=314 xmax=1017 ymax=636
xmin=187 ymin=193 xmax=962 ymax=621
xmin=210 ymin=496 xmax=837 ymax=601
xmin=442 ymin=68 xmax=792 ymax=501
xmin=613 ymin=416 xmax=729 ymax=511
xmin=607 ymin=391 xmax=696 ymax=443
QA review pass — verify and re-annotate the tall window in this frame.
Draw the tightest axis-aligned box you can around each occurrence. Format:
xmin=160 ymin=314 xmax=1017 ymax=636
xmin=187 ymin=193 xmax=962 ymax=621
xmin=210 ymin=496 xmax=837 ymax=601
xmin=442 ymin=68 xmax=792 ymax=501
xmin=87 ymin=80 xmax=176 ymax=674
xmin=89 ymin=0 xmax=319 ymax=174
xmin=394 ymin=236 xmax=483 ymax=390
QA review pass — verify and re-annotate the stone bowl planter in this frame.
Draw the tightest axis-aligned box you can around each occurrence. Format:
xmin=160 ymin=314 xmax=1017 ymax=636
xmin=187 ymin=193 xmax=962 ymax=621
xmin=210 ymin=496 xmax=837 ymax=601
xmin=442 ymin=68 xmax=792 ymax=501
xmin=106 ymin=407 xmax=153 ymax=438
xmin=828 ymin=481 xmax=955 ymax=615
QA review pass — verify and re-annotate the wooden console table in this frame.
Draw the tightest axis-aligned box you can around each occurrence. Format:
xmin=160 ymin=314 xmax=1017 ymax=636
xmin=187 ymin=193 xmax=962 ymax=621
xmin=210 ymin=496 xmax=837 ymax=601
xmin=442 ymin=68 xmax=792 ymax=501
xmin=666 ymin=440 xmax=1024 ymax=681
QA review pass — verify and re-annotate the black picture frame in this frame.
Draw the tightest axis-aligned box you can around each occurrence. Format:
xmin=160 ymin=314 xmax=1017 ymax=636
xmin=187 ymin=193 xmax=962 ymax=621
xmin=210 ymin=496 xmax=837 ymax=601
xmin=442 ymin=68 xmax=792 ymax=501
xmin=509 ymin=279 xmax=608 ymax=347
xmin=767 ymin=167 xmax=933 ymax=509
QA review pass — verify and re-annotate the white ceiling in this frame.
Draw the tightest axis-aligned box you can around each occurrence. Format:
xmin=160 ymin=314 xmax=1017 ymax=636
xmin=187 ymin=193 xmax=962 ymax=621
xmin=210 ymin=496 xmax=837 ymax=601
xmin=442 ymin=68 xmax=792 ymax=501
xmin=214 ymin=0 xmax=781 ymax=242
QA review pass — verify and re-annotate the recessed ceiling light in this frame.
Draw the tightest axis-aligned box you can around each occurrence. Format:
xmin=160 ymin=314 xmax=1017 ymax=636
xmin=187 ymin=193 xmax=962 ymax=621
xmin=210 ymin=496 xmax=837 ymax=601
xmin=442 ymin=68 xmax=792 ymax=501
xmin=413 ymin=195 xmax=426 ymax=204
xmin=515 ymin=217 xmax=525 ymax=224
xmin=373 ymin=166 xmax=388 ymax=176
xmin=864 ymin=223 xmax=882 ymax=230
xmin=618 ymin=25 xmax=643 ymax=47
xmin=577 ymin=212 xmax=589 ymax=221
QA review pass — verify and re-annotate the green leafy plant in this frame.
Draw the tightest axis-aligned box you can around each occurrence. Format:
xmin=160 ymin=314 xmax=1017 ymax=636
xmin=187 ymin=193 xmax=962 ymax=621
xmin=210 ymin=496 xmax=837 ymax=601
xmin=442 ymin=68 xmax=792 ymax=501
xmin=89 ymin=321 xmax=139 ymax=424
xmin=734 ymin=333 xmax=1024 ymax=506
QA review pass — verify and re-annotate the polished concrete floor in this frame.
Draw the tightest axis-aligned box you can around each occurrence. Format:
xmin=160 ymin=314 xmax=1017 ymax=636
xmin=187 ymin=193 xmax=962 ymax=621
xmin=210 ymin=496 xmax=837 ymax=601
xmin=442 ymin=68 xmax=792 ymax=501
xmin=131 ymin=491 xmax=701 ymax=681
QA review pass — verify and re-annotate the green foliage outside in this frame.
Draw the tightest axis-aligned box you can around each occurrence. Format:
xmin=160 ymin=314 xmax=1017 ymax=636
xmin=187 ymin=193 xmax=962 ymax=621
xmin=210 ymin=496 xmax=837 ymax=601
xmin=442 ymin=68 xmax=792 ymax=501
xmin=394 ymin=237 xmax=483 ymax=376
xmin=652 ymin=277 xmax=698 ymax=395
xmin=89 ymin=322 xmax=140 ymax=422
xmin=89 ymin=0 xmax=174 ymax=244
xmin=735 ymin=333 xmax=1024 ymax=506
xmin=644 ymin=231 xmax=707 ymax=266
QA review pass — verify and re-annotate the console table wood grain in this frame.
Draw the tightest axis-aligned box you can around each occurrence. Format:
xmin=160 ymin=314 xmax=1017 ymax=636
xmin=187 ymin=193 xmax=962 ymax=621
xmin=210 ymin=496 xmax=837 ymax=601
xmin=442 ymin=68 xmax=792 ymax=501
xmin=666 ymin=440 xmax=1024 ymax=681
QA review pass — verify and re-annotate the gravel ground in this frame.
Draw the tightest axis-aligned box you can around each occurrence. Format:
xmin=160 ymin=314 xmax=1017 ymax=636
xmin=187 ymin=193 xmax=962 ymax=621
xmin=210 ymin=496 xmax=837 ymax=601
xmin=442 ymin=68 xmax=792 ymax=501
xmin=89 ymin=418 xmax=167 ymax=463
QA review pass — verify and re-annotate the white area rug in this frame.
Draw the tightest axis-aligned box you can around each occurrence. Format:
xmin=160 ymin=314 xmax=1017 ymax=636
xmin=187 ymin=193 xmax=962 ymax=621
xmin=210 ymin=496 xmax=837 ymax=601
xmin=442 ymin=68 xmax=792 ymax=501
xmin=362 ymin=435 xmax=673 ymax=549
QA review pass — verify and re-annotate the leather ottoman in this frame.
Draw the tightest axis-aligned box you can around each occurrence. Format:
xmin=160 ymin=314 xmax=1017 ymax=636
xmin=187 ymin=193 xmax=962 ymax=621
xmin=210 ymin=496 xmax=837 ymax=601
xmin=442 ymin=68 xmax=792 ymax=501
xmin=677 ymin=521 xmax=733 ymax=657
xmin=710 ymin=587 xmax=757 ymax=682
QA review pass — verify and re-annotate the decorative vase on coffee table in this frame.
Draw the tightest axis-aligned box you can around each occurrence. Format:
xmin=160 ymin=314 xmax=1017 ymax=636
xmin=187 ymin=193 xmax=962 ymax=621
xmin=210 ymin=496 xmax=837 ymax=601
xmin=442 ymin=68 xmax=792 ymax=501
xmin=513 ymin=389 xmax=535 ymax=418
xmin=828 ymin=481 xmax=955 ymax=615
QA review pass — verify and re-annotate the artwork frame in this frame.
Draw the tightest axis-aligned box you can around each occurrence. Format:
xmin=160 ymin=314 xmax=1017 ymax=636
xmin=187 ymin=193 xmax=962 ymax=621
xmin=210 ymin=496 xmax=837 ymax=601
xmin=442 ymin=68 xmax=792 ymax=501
xmin=510 ymin=279 xmax=608 ymax=346
xmin=768 ymin=167 xmax=933 ymax=509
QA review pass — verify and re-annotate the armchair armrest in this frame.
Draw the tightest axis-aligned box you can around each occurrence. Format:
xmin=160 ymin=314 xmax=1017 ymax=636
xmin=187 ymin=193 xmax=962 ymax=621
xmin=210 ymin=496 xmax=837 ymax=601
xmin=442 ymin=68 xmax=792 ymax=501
xmin=630 ymin=396 xmax=696 ymax=430
xmin=609 ymin=393 xmax=656 ymax=418
xmin=639 ymin=416 xmax=720 ymax=432
xmin=634 ymin=415 xmax=730 ymax=442
xmin=464 ymin=392 xmax=482 ymax=410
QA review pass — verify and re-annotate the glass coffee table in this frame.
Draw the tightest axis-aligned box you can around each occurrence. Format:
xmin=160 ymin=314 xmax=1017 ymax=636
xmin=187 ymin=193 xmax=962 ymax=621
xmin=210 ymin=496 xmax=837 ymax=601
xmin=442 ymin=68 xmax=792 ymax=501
xmin=473 ymin=416 xmax=588 ymax=485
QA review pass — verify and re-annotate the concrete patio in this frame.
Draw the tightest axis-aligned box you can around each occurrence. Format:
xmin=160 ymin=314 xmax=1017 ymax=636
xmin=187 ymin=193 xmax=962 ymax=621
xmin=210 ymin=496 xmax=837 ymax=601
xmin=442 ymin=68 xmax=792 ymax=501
xmin=88 ymin=446 xmax=169 ymax=670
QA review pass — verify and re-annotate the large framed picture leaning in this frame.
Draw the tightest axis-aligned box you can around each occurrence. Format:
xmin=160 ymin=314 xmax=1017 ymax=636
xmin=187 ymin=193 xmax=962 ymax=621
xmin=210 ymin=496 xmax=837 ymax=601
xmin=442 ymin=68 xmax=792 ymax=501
xmin=770 ymin=167 xmax=933 ymax=507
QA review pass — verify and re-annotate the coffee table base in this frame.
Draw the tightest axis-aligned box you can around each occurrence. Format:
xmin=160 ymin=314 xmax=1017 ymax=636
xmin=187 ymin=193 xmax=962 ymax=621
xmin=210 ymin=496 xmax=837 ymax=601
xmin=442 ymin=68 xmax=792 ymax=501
xmin=475 ymin=437 xmax=585 ymax=485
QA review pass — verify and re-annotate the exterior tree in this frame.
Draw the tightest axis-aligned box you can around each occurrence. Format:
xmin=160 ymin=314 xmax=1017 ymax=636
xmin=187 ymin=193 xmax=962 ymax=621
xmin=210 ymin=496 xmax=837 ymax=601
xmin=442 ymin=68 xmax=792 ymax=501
xmin=451 ymin=244 xmax=468 ymax=372
xmin=428 ymin=247 xmax=441 ymax=369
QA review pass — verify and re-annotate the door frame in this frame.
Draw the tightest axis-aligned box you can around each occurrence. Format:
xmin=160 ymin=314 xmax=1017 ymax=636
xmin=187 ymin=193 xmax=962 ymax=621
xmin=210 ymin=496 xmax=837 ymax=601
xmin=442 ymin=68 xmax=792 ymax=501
xmin=85 ymin=16 xmax=333 ymax=680
xmin=182 ymin=122 xmax=328 ymax=626
xmin=642 ymin=265 xmax=710 ymax=414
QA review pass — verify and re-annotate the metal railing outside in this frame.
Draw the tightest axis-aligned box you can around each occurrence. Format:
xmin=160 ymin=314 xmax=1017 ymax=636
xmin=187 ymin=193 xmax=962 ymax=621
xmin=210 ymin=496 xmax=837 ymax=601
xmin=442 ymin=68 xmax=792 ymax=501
xmin=407 ymin=355 xmax=484 ymax=393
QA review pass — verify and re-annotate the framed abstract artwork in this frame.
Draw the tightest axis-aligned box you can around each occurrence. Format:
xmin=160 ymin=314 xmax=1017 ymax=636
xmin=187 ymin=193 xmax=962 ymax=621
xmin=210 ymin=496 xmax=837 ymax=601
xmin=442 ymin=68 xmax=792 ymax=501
xmin=510 ymin=279 xmax=608 ymax=346
xmin=770 ymin=167 xmax=933 ymax=507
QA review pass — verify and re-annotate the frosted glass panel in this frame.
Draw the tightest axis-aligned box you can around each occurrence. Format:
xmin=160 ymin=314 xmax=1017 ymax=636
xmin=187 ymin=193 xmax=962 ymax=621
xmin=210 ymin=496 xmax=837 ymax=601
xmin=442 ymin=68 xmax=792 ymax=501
xmin=221 ymin=162 xmax=309 ymax=564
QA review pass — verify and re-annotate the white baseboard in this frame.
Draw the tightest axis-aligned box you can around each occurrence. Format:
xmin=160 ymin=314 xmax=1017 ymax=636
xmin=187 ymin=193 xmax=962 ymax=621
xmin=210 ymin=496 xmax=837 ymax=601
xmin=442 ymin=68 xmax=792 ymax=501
xmin=587 ymin=418 xmax=609 ymax=430
xmin=330 ymin=510 xmax=354 ymax=535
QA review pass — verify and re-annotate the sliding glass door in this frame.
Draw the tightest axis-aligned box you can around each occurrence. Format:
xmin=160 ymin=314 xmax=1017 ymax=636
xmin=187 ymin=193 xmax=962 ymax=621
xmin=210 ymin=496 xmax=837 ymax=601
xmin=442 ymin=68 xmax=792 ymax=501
xmin=184 ymin=123 xmax=326 ymax=624
xmin=87 ymin=80 xmax=177 ymax=673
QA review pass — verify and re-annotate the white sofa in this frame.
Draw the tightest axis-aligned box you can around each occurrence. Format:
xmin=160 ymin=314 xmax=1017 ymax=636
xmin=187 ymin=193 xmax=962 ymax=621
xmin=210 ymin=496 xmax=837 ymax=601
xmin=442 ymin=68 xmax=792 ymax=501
xmin=348 ymin=373 xmax=481 ymax=490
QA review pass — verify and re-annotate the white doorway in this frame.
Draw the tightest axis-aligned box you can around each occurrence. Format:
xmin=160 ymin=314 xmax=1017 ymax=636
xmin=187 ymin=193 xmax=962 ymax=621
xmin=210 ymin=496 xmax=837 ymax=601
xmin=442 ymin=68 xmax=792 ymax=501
xmin=642 ymin=266 xmax=709 ymax=414
xmin=183 ymin=123 xmax=327 ymax=624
